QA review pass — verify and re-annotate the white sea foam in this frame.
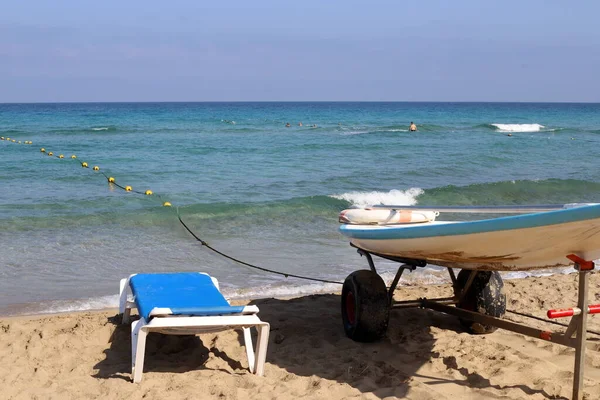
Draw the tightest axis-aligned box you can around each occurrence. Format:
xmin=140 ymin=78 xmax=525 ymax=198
xmin=502 ymin=266 xmax=574 ymax=280
xmin=341 ymin=128 xmax=409 ymax=135
xmin=91 ymin=127 xmax=109 ymax=131
xmin=0 ymin=295 xmax=120 ymax=316
xmin=3 ymin=266 xmax=584 ymax=316
xmin=224 ymin=282 xmax=341 ymax=300
xmin=46 ymin=295 xmax=119 ymax=314
xmin=492 ymin=123 xmax=545 ymax=132
xmin=331 ymin=188 xmax=424 ymax=208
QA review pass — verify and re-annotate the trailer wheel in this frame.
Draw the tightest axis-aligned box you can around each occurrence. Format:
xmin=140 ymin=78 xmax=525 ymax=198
xmin=456 ymin=270 xmax=506 ymax=334
xmin=341 ymin=270 xmax=390 ymax=342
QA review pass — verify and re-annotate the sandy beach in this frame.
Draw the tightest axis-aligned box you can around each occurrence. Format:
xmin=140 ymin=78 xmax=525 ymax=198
xmin=1 ymin=272 xmax=599 ymax=400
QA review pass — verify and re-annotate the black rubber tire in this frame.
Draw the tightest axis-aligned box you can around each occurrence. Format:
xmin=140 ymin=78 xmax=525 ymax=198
xmin=456 ymin=270 xmax=506 ymax=334
xmin=341 ymin=270 xmax=390 ymax=342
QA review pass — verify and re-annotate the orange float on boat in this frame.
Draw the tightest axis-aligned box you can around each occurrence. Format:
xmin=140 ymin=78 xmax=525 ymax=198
xmin=339 ymin=208 xmax=438 ymax=225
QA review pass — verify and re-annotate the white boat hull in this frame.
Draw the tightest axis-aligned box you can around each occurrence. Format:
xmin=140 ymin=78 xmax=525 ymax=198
xmin=340 ymin=205 xmax=600 ymax=271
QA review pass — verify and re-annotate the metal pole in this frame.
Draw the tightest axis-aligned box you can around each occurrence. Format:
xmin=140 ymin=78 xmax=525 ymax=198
xmin=392 ymin=297 xmax=457 ymax=308
xmin=356 ymin=248 xmax=377 ymax=274
xmin=422 ymin=300 xmax=576 ymax=347
xmin=572 ymin=267 xmax=590 ymax=400
xmin=388 ymin=265 xmax=414 ymax=306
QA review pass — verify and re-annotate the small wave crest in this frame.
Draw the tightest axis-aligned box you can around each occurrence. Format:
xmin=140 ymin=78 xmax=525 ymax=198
xmin=90 ymin=126 xmax=118 ymax=132
xmin=0 ymin=295 xmax=119 ymax=316
xmin=331 ymin=188 xmax=424 ymax=208
xmin=418 ymin=178 xmax=600 ymax=207
xmin=491 ymin=123 xmax=545 ymax=132
xmin=338 ymin=124 xmax=435 ymax=135
xmin=47 ymin=126 xmax=119 ymax=135
xmin=340 ymin=130 xmax=369 ymax=136
xmin=0 ymin=129 xmax=27 ymax=135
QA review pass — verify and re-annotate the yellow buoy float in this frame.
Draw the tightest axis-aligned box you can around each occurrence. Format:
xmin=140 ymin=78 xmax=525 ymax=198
xmin=82 ymin=162 xmax=88 ymax=168
xmin=108 ymin=177 xmax=115 ymax=183
xmin=93 ymin=166 xmax=99 ymax=171
xmin=125 ymin=186 xmax=132 ymax=191
xmin=48 ymin=152 xmax=53 ymax=156
xmin=163 ymin=202 xmax=172 ymax=207
xmin=40 ymin=148 xmax=45 ymax=152
xmin=71 ymin=155 xmax=77 ymax=159
xmin=145 ymin=190 xmax=153 ymax=195
xmin=59 ymin=154 xmax=64 ymax=159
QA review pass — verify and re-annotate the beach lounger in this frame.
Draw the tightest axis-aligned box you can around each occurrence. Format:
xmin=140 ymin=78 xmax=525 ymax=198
xmin=119 ymin=272 xmax=270 ymax=383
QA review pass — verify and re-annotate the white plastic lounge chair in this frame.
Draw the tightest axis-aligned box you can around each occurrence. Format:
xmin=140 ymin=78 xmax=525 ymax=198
xmin=119 ymin=272 xmax=270 ymax=383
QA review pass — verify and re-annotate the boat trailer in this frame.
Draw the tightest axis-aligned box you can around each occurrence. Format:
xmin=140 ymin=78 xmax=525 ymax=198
xmin=341 ymin=245 xmax=599 ymax=400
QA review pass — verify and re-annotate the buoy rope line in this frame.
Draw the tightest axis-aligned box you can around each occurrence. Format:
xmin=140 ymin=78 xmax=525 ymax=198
xmin=2 ymin=138 xmax=343 ymax=285
xmin=4 ymin=137 xmax=599 ymax=335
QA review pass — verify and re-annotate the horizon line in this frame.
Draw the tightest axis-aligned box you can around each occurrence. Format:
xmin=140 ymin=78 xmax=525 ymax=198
xmin=2 ymin=100 xmax=600 ymax=105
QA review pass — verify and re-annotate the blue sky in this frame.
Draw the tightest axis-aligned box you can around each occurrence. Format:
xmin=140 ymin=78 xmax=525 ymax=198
xmin=1 ymin=1 xmax=599 ymax=102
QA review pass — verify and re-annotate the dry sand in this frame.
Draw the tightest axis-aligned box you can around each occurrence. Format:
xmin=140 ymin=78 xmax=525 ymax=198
xmin=1 ymin=272 xmax=599 ymax=399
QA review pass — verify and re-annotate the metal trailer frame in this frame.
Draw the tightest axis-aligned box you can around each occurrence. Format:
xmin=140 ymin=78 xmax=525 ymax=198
xmin=352 ymin=244 xmax=597 ymax=400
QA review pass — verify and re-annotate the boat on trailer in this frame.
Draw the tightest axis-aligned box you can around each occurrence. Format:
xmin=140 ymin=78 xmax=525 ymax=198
xmin=338 ymin=203 xmax=600 ymax=399
xmin=339 ymin=203 xmax=600 ymax=271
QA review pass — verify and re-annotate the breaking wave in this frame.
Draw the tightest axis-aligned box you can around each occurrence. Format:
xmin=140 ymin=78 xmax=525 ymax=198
xmin=331 ymin=188 xmax=424 ymax=208
xmin=491 ymin=123 xmax=545 ymax=132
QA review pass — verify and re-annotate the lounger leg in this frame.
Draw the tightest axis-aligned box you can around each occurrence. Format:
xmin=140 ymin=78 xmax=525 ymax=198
xmin=131 ymin=319 xmax=148 ymax=383
xmin=123 ymin=308 xmax=131 ymax=324
xmin=119 ymin=277 xmax=133 ymax=324
xmin=243 ymin=327 xmax=256 ymax=373
xmin=253 ymin=323 xmax=270 ymax=376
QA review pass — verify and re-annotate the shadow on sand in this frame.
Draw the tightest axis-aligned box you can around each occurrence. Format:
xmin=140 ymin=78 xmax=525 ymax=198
xmin=94 ymin=293 xmax=562 ymax=398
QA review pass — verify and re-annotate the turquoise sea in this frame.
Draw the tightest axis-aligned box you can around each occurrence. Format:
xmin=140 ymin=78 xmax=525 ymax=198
xmin=2 ymin=102 xmax=600 ymax=315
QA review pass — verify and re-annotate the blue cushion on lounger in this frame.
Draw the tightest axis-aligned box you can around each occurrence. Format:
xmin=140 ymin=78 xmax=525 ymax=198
xmin=129 ymin=272 xmax=245 ymax=320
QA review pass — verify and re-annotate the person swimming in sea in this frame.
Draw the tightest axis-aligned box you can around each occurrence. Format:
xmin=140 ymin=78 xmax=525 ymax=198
xmin=285 ymin=122 xmax=291 ymax=127
xmin=409 ymin=122 xmax=417 ymax=132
